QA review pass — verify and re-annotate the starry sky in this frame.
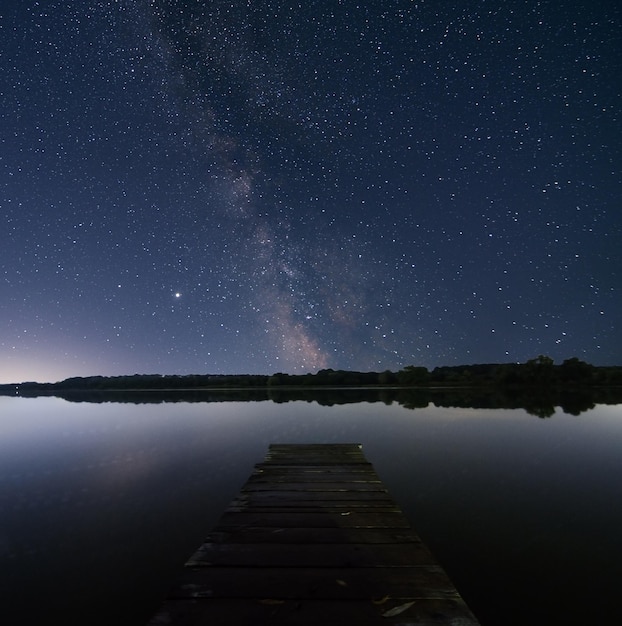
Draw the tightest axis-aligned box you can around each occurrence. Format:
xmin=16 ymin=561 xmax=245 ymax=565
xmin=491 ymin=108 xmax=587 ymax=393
xmin=2 ymin=1 xmax=621 ymax=383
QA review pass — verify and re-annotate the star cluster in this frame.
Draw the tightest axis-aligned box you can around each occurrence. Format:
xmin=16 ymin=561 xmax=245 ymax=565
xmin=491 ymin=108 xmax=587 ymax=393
xmin=1 ymin=1 xmax=620 ymax=382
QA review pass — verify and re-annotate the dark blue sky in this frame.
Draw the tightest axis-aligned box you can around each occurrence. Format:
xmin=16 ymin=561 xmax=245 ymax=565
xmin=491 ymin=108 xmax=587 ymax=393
xmin=2 ymin=1 xmax=620 ymax=383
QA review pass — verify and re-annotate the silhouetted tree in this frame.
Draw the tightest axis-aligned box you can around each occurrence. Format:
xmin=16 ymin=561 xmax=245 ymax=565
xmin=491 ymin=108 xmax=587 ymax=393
xmin=397 ymin=365 xmax=429 ymax=386
xmin=559 ymin=357 xmax=594 ymax=384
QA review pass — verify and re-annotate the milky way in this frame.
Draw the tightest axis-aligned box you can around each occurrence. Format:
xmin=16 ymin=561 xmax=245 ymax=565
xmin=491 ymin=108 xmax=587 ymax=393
xmin=1 ymin=1 xmax=620 ymax=382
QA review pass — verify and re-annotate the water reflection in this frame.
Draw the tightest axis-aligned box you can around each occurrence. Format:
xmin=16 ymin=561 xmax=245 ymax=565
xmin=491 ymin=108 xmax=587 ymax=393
xmin=0 ymin=395 xmax=621 ymax=626
xmin=7 ymin=385 xmax=622 ymax=416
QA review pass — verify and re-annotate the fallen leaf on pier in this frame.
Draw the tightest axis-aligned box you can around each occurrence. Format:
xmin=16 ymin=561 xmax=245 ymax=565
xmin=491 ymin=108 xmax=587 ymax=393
xmin=382 ymin=601 xmax=416 ymax=617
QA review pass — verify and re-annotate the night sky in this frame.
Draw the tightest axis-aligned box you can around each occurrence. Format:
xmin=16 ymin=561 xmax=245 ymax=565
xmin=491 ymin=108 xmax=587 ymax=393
xmin=2 ymin=1 xmax=621 ymax=383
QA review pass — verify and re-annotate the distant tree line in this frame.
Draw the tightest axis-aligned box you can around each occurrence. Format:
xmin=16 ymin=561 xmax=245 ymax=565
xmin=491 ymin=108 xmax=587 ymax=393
xmin=1 ymin=356 xmax=621 ymax=395
xmin=268 ymin=356 xmax=621 ymax=388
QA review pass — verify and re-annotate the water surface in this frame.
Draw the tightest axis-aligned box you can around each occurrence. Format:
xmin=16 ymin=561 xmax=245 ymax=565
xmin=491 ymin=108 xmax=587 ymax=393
xmin=1 ymin=395 xmax=621 ymax=625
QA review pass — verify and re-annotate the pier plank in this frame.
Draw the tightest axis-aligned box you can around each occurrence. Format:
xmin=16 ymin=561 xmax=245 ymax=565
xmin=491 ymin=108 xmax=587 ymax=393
xmin=168 ymin=565 xmax=462 ymax=600
xmin=215 ymin=511 xmax=411 ymax=529
xmin=185 ymin=542 xmax=437 ymax=568
xmin=147 ymin=443 xmax=480 ymax=625
xmin=231 ymin=490 xmax=395 ymax=502
xmin=149 ymin=598 xmax=478 ymax=626
xmin=202 ymin=527 xmax=424 ymax=544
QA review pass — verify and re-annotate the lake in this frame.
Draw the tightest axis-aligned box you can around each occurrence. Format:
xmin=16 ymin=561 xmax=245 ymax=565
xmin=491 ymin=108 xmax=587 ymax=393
xmin=1 ymin=392 xmax=621 ymax=625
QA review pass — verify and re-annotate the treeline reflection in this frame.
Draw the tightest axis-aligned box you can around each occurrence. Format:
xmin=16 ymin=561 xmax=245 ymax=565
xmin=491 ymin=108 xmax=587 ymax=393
xmin=8 ymin=386 xmax=622 ymax=417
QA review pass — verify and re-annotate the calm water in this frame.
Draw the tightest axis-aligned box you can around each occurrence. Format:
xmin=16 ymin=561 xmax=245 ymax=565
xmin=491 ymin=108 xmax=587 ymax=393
xmin=1 ymin=394 xmax=621 ymax=625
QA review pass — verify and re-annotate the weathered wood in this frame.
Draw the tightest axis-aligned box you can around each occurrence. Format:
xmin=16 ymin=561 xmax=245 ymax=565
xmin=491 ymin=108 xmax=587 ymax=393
xmin=232 ymin=490 xmax=395 ymax=502
xmin=147 ymin=443 xmax=481 ymax=625
xmin=168 ymin=565 xmax=462 ymax=599
xmin=250 ymin=473 xmax=383 ymax=483
xmin=202 ymin=527 xmax=424 ymax=544
xmin=214 ymin=510 xmax=412 ymax=529
xmin=149 ymin=598 xmax=477 ymax=626
xmin=185 ymin=542 xmax=438 ymax=568
xmin=228 ymin=501 xmax=398 ymax=510
xmin=242 ymin=482 xmax=388 ymax=491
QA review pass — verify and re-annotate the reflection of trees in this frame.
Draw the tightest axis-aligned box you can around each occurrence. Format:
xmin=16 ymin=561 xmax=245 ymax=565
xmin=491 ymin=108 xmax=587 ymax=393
xmin=397 ymin=389 xmax=430 ymax=409
xmin=267 ymin=387 xmax=382 ymax=406
xmin=6 ymin=386 xmax=621 ymax=416
xmin=559 ymin=390 xmax=595 ymax=416
xmin=28 ymin=389 xmax=272 ymax=404
xmin=523 ymin=402 xmax=556 ymax=419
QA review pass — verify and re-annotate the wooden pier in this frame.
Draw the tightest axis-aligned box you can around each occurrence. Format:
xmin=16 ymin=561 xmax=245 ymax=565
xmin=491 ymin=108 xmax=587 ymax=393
xmin=148 ymin=443 xmax=481 ymax=625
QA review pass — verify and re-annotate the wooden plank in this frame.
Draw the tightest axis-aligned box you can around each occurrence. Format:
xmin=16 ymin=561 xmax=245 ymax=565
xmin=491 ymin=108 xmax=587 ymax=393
xmin=230 ymin=498 xmax=395 ymax=510
xmin=267 ymin=444 xmax=363 ymax=452
xmin=213 ymin=510 xmax=412 ymax=529
xmin=185 ymin=542 xmax=438 ymax=568
xmin=242 ymin=481 xmax=388 ymax=491
xmin=147 ymin=444 xmax=481 ymax=625
xmin=230 ymin=490 xmax=394 ymax=502
xmin=149 ymin=597 xmax=480 ymax=626
xmin=266 ymin=444 xmax=365 ymax=458
xmin=268 ymin=444 xmax=364 ymax=452
xmin=268 ymin=443 xmax=363 ymax=450
xmin=251 ymin=459 xmax=376 ymax=476
xmin=250 ymin=470 xmax=382 ymax=479
xmin=262 ymin=457 xmax=368 ymax=463
xmin=264 ymin=449 xmax=370 ymax=463
xmin=168 ymin=565 xmax=461 ymax=600
xmin=265 ymin=450 xmax=366 ymax=457
xmin=230 ymin=492 xmax=395 ymax=503
xmin=202 ymin=527 xmax=424 ymax=544
xmin=227 ymin=500 xmax=399 ymax=511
